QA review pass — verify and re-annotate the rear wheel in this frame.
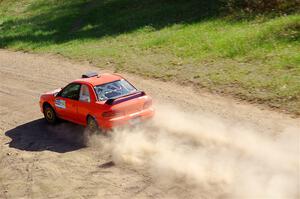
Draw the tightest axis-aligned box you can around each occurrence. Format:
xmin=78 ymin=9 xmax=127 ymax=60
xmin=87 ymin=116 xmax=98 ymax=133
xmin=43 ymin=105 xmax=57 ymax=124
xmin=83 ymin=116 xmax=99 ymax=146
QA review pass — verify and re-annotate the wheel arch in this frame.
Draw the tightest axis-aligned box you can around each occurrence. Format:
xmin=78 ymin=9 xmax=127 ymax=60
xmin=86 ymin=114 xmax=97 ymax=122
xmin=42 ymin=102 xmax=52 ymax=111
xmin=86 ymin=114 xmax=100 ymax=126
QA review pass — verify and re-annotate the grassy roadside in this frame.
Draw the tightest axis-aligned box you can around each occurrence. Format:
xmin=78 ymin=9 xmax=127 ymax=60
xmin=0 ymin=0 xmax=299 ymax=115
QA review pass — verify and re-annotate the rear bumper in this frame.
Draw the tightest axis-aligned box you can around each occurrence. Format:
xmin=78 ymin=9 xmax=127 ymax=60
xmin=99 ymin=107 xmax=155 ymax=130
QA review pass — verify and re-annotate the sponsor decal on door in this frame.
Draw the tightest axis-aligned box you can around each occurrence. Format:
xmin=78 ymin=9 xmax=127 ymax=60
xmin=55 ymin=99 xmax=66 ymax=109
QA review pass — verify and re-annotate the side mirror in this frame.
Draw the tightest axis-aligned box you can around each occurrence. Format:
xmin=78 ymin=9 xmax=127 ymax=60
xmin=55 ymin=89 xmax=63 ymax=97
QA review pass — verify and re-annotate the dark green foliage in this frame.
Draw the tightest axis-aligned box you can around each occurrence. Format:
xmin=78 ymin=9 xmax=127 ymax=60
xmin=223 ymin=0 xmax=300 ymax=14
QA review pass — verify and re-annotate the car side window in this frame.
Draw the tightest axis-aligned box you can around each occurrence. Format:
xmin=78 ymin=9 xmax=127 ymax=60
xmin=79 ymin=84 xmax=91 ymax=103
xmin=60 ymin=83 xmax=81 ymax=100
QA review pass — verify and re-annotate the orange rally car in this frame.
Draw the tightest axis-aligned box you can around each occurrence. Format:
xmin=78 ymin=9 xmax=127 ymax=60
xmin=39 ymin=72 xmax=154 ymax=131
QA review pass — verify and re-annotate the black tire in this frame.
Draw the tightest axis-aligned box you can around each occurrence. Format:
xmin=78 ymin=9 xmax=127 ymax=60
xmin=43 ymin=104 xmax=57 ymax=124
xmin=87 ymin=116 xmax=99 ymax=133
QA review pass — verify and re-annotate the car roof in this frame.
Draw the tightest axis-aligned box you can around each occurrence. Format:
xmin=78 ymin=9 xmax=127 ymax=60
xmin=73 ymin=73 xmax=123 ymax=86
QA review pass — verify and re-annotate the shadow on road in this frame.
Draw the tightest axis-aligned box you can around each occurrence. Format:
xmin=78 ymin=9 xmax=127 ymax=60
xmin=5 ymin=118 xmax=86 ymax=153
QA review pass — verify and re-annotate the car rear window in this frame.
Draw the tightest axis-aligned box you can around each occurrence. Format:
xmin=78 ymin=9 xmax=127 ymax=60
xmin=94 ymin=79 xmax=137 ymax=101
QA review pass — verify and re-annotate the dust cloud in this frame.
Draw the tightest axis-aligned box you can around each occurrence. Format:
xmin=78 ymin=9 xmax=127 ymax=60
xmin=93 ymin=104 xmax=299 ymax=199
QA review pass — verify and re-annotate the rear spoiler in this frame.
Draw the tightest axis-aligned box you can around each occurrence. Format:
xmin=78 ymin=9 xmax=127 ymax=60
xmin=105 ymin=91 xmax=146 ymax=105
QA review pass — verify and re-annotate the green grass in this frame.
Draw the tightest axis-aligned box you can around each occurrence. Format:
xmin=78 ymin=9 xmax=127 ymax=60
xmin=0 ymin=0 xmax=299 ymax=114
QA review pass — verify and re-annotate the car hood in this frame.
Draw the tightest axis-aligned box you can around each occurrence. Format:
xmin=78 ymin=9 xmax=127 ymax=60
xmin=44 ymin=88 xmax=61 ymax=95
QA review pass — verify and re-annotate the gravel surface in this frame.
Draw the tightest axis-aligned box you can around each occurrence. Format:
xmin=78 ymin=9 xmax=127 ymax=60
xmin=0 ymin=49 xmax=299 ymax=199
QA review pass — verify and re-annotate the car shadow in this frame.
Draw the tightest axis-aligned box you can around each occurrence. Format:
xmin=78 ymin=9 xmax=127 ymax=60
xmin=5 ymin=118 xmax=87 ymax=153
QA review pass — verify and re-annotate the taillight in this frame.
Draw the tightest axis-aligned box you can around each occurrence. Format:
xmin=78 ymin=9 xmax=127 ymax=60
xmin=143 ymin=99 xmax=152 ymax=109
xmin=102 ymin=110 xmax=123 ymax=118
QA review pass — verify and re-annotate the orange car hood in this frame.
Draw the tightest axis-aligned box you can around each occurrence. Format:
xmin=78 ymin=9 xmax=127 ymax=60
xmin=44 ymin=88 xmax=61 ymax=95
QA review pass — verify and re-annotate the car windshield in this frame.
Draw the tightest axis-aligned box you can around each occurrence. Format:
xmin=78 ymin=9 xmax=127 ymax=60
xmin=94 ymin=79 xmax=137 ymax=101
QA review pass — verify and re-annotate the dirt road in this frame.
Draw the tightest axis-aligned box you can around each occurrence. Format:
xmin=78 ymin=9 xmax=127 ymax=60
xmin=0 ymin=49 xmax=299 ymax=199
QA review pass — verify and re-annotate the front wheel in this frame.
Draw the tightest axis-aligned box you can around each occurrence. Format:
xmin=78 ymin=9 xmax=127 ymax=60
xmin=43 ymin=105 xmax=57 ymax=124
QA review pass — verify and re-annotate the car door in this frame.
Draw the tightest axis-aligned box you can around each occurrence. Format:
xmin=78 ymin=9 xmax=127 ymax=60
xmin=54 ymin=83 xmax=81 ymax=123
xmin=76 ymin=84 xmax=93 ymax=124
